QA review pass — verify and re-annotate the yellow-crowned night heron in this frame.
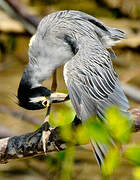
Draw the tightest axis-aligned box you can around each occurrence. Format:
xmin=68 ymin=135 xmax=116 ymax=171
xmin=17 ymin=10 xmax=130 ymax=167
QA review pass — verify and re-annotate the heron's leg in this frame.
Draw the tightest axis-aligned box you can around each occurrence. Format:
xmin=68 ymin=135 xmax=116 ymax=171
xmin=27 ymin=121 xmax=50 ymax=141
xmin=41 ymin=70 xmax=58 ymax=153
xmin=28 ymin=71 xmax=68 ymax=152
xmin=51 ymin=69 xmax=57 ymax=92
xmin=41 ymin=103 xmax=52 ymax=153
xmin=27 ymin=100 xmax=53 ymax=153
xmin=50 ymin=70 xmax=70 ymax=103
xmin=27 ymin=71 xmax=57 ymax=151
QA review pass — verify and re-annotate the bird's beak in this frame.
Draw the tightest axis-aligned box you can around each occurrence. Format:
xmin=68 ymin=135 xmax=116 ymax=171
xmin=50 ymin=92 xmax=69 ymax=103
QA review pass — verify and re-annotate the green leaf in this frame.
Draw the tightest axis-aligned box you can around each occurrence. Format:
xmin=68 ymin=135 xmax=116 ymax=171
xmin=105 ymin=106 xmax=132 ymax=144
xmin=85 ymin=118 xmax=110 ymax=144
xmin=124 ymin=145 xmax=140 ymax=165
xmin=133 ymin=167 xmax=140 ymax=180
xmin=61 ymin=146 xmax=75 ymax=180
xmin=50 ymin=104 xmax=75 ymax=127
xmin=76 ymin=125 xmax=89 ymax=144
xmin=57 ymin=151 xmax=66 ymax=162
xmin=102 ymin=147 xmax=121 ymax=176
xmin=60 ymin=124 xmax=73 ymax=142
xmin=46 ymin=151 xmax=66 ymax=171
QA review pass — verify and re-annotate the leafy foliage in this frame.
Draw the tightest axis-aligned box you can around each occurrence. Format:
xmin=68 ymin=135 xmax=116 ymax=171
xmin=105 ymin=106 xmax=132 ymax=144
xmin=102 ymin=147 xmax=121 ymax=176
xmin=50 ymin=102 xmax=75 ymax=127
xmin=60 ymin=146 xmax=75 ymax=180
xmin=46 ymin=147 xmax=75 ymax=180
xmin=85 ymin=118 xmax=110 ymax=144
xmin=48 ymin=104 xmax=140 ymax=179
xmin=133 ymin=167 xmax=140 ymax=180
xmin=124 ymin=145 xmax=140 ymax=166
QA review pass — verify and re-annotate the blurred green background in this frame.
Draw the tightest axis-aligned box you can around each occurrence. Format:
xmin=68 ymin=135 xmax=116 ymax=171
xmin=0 ymin=0 xmax=140 ymax=179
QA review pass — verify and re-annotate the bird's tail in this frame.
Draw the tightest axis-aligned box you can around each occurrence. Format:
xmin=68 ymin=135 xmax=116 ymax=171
xmin=90 ymin=139 xmax=108 ymax=167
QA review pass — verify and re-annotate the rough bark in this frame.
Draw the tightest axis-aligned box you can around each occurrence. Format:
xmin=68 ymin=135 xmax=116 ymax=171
xmin=0 ymin=126 xmax=65 ymax=164
xmin=0 ymin=108 xmax=140 ymax=164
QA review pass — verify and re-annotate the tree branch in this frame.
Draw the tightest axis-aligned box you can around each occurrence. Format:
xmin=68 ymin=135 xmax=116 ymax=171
xmin=131 ymin=108 xmax=140 ymax=132
xmin=0 ymin=108 xmax=140 ymax=164
xmin=1 ymin=0 xmax=140 ymax=164
xmin=0 ymin=126 xmax=65 ymax=164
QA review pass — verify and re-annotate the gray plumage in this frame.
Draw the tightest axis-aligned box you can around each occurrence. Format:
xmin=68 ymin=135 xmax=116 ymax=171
xmin=22 ymin=10 xmax=130 ymax=166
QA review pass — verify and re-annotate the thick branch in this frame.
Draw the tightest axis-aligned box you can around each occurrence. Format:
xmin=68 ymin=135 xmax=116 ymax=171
xmin=0 ymin=126 xmax=65 ymax=164
xmin=131 ymin=108 xmax=140 ymax=132
xmin=0 ymin=108 xmax=140 ymax=164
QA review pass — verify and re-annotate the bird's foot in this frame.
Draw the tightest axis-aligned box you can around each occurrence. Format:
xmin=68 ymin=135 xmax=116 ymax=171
xmin=42 ymin=129 xmax=60 ymax=153
xmin=27 ymin=122 xmax=60 ymax=153
xmin=27 ymin=121 xmax=51 ymax=152
xmin=27 ymin=121 xmax=50 ymax=141
xmin=42 ymin=128 xmax=51 ymax=153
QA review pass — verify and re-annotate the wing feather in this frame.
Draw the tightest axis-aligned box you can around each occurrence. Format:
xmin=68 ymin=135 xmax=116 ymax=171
xmin=65 ymin=56 xmax=129 ymax=121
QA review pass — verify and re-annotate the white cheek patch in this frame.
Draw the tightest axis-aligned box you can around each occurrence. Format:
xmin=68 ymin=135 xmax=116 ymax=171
xmin=29 ymin=34 xmax=36 ymax=47
xmin=29 ymin=96 xmax=46 ymax=103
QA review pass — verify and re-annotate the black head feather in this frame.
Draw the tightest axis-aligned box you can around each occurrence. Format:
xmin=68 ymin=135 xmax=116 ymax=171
xmin=17 ymin=81 xmax=51 ymax=110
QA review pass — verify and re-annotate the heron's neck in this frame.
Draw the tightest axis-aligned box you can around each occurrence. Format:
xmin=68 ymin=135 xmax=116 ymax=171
xmin=21 ymin=68 xmax=41 ymax=89
xmin=24 ymin=62 xmax=55 ymax=88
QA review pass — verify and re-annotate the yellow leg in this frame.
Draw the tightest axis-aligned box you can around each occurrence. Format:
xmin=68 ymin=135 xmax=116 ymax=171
xmin=41 ymin=103 xmax=52 ymax=153
xmin=51 ymin=69 xmax=57 ymax=92
xmin=41 ymin=70 xmax=57 ymax=153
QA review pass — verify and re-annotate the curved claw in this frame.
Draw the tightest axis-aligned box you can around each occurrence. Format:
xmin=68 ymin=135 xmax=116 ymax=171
xmin=27 ymin=122 xmax=50 ymax=142
xmin=42 ymin=130 xmax=51 ymax=153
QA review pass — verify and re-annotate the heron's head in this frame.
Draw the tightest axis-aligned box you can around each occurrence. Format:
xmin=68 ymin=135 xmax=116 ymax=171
xmin=17 ymin=84 xmax=51 ymax=110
